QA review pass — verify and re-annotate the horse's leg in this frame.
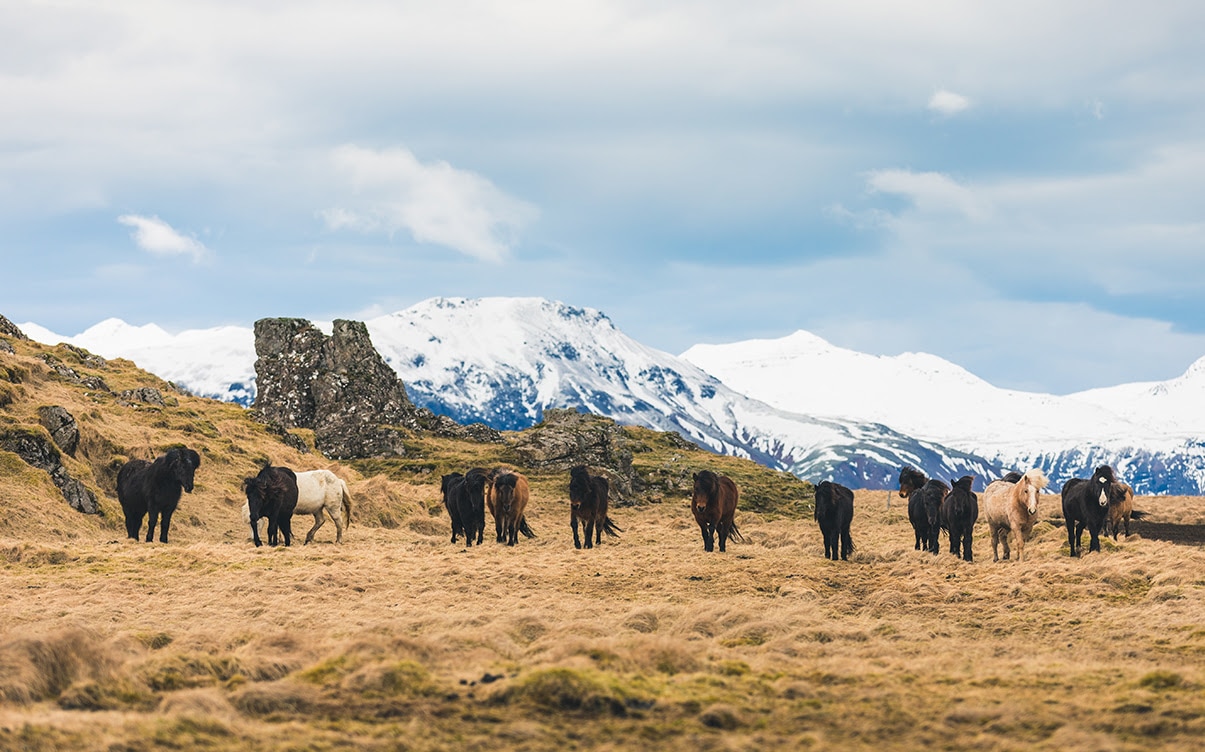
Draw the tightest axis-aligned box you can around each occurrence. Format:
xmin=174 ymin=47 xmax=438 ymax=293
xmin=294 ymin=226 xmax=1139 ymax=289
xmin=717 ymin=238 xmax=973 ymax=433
xmin=572 ymin=513 xmax=582 ymax=550
xmin=1088 ymin=520 xmax=1101 ymax=553
xmin=251 ymin=517 xmax=263 ymax=548
xmin=145 ymin=508 xmax=159 ymax=543
xmin=584 ymin=517 xmax=595 ymax=549
xmin=306 ymin=511 xmax=324 ymax=545
xmin=962 ymin=531 xmax=973 ymax=562
xmin=125 ymin=510 xmax=144 ymax=541
xmin=841 ymin=524 xmax=852 ymax=561
xmin=158 ymin=509 xmax=173 ymax=544
xmin=282 ymin=515 xmax=293 ymax=547
xmin=496 ymin=512 xmax=505 ymax=544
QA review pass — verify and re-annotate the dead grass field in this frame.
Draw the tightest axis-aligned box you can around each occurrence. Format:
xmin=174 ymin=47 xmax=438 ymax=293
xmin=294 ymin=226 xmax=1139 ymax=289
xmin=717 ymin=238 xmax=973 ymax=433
xmin=2 ymin=485 xmax=1203 ymax=751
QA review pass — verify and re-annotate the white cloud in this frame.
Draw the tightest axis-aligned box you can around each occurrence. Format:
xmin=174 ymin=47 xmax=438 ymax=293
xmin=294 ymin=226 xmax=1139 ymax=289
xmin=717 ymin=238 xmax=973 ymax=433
xmin=321 ymin=145 xmax=537 ymax=263
xmin=928 ymin=89 xmax=971 ymax=115
xmin=116 ymin=215 xmax=209 ymax=262
xmin=866 ymin=169 xmax=988 ymax=220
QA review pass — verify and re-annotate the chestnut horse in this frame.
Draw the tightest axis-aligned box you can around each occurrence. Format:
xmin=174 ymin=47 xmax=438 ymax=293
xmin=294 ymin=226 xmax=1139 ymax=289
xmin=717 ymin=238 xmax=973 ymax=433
xmin=492 ymin=470 xmax=531 ymax=546
xmin=568 ymin=465 xmax=621 ymax=549
xmin=1105 ymin=482 xmax=1145 ymax=540
xmin=691 ymin=470 xmax=743 ymax=552
xmin=982 ymin=468 xmax=1049 ymax=562
xmin=487 ymin=467 xmax=535 ymax=543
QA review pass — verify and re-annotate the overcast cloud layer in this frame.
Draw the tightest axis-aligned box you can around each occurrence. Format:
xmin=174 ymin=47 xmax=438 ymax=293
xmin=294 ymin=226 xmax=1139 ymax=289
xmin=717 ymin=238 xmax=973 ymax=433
xmin=3 ymin=1 xmax=1205 ymax=394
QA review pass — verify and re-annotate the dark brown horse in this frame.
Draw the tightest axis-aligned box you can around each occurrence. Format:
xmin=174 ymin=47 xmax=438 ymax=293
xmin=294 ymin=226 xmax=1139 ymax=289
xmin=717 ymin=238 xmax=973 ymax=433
xmin=492 ymin=470 xmax=531 ymax=547
xmin=692 ymin=470 xmax=743 ymax=552
xmin=568 ymin=465 xmax=621 ymax=549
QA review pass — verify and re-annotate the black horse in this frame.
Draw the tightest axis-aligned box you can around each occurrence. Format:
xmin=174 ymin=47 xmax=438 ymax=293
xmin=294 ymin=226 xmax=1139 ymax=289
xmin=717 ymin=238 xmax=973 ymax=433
xmin=899 ymin=466 xmax=948 ymax=554
xmin=1062 ymin=465 xmax=1125 ymax=556
xmin=942 ymin=475 xmax=978 ymax=562
xmin=814 ymin=480 xmax=854 ymax=561
xmin=244 ymin=464 xmax=299 ymax=547
xmin=447 ymin=468 xmax=489 ymax=547
xmin=441 ymin=472 xmax=465 ymax=543
xmin=116 ymin=446 xmax=201 ymax=543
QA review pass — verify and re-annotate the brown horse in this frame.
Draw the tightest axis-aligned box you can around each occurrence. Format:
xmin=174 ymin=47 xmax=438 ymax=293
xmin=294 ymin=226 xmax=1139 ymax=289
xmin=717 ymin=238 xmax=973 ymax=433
xmin=1105 ymin=482 xmax=1144 ymax=540
xmin=692 ymin=470 xmax=743 ymax=552
xmin=568 ymin=465 xmax=621 ymax=549
xmin=982 ymin=468 xmax=1049 ymax=562
xmin=486 ymin=467 xmax=535 ymax=542
xmin=492 ymin=470 xmax=531 ymax=546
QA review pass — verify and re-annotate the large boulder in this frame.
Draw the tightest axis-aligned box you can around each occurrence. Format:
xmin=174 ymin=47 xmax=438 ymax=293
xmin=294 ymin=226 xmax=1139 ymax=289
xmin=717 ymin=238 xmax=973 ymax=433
xmin=509 ymin=408 xmax=637 ymax=502
xmin=37 ymin=405 xmax=80 ymax=457
xmin=0 ymin=315 xmax=28 ymax=341
xmin=0 ymin=426 xmax=100 ymax=514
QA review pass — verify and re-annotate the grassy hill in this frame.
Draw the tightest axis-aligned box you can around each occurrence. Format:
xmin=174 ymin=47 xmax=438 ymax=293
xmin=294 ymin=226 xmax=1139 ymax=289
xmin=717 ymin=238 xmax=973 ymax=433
xmin=2 ymin=331 xmax=1204 ymax=750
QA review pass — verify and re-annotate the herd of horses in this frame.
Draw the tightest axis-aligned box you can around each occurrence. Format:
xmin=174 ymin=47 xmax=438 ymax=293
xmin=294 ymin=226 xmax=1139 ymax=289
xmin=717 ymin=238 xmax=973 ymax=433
xmin=114 ymin=447 xmax=1144 ymax=561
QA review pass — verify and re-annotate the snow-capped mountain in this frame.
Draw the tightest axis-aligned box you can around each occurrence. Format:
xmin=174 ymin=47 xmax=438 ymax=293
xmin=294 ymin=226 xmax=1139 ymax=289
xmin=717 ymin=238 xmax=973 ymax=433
xmin=21 ymin=299 xmax=1002 ymax=490
xmin=20 ymin=319 xmax=256 ymax=406
xmin=22 ymin=297 xmax=1205 ymax=492
xmin=681 ymin=332 xmax=1205 ymax=494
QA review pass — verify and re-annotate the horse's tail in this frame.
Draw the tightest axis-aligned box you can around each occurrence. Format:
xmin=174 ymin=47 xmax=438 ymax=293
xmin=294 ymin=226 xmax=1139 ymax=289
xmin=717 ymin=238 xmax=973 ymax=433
xmin=728 ymin=521 xmax=745 ymax=543
xmin=1130 ymin=509 xmax=1147 ymax=520
xmin=602 ymin=516 xmax=622 ymax=538
xmin=519 ymin=516 xmax=537 ymax=539
xmin=340 ymin=479 xmax=352 ymax=528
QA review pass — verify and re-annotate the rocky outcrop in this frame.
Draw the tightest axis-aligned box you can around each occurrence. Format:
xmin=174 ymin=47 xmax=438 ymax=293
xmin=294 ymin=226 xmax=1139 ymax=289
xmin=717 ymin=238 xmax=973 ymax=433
xmin=509 ymin=408 xmax=637 ymax=502
xmin=38 ymin=353 xmax=110 ymax=393
xmin=253 ymin=317 xmax=502 ymax=459
xmin=0 ymin=315 xmax=28 ymax=341
xmin=37 ymin=406 xmax=80 ymax=457
xmin=0 ymin=426 xmax=100 ymax=514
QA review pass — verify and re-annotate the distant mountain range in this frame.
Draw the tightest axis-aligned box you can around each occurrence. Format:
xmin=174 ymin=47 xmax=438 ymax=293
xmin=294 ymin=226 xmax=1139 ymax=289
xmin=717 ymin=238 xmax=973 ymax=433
xmin=21 ymin=297 xmax=1205 ymax=494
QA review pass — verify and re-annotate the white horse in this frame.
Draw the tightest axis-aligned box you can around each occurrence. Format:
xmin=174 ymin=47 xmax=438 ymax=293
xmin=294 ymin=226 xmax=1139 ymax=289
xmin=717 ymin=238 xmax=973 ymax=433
xmin=982 ymin=469 xmax=1049 ymax=562
xmin=243 ymin=468 xmax=351 ymax=543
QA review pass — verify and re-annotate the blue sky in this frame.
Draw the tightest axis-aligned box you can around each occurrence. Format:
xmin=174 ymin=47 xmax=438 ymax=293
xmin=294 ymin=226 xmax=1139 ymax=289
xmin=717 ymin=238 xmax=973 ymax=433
xmin=3 ymin=1 xmax=1205 ymax=394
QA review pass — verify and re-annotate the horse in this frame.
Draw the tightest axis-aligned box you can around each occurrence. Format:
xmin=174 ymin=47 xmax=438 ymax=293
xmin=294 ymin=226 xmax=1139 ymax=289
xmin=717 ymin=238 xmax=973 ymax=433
xmin=691 ymin=470 xmax=743 ymax=553
xmin=898 ymin=466 xmax=948 ymax=554
xmin=942 ymin=475 xmax=978 ymax=562
xmin=813 ymin=480 xmax=854 ymax=561
xmin=243 ymin=464 xmax=298 ymax=547
xmin=982 ymin=468 xmax=1049 ymax=562
xmin=568 ymin=465 xmax=621 ymax=549
xmin=441 ymin=472 xmax=465 ymax=543
xmin=487 ymin=467 xmax=536 ymax=543
xmin=492 ymin=470 xmax=532 ymax=546
xmin=447 ymin=468 xmax=489 ymax=547
xmin=1062 ymin=465 xmax=1126 ymax=556
xmin=116 ymin=446 xmax=201 ymax=543
xmin=1105 ymin=482 xmax=1145 ymax=540
xmin=243 ymin=468 xmax=352 ymax=544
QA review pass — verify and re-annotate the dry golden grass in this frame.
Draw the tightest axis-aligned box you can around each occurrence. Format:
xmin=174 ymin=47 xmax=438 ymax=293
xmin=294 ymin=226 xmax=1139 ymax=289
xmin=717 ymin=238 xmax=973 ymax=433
xmin=1 ymin=487 xmax=1203 ymax=751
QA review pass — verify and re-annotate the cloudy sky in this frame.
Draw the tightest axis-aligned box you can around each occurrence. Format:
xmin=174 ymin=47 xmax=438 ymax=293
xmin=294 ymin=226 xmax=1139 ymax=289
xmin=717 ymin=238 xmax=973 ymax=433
xmin=3 ymin=1 xmax=1205 ymax=394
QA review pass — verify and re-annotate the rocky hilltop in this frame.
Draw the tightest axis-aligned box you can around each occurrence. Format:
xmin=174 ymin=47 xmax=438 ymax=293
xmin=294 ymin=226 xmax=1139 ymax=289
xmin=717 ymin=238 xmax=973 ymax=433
xmin=251 ymin=317 xmax=503 ymax=459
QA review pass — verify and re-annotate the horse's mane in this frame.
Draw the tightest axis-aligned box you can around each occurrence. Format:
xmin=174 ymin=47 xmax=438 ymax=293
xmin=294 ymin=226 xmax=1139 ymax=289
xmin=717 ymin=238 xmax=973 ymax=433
xmin=899 ymin=466 xmax=927 ymax=487
xmin=1093 ymin=465 xmax=1118 ymax=483
xmin=1022 ymin=468 xmax=1049 ymax=490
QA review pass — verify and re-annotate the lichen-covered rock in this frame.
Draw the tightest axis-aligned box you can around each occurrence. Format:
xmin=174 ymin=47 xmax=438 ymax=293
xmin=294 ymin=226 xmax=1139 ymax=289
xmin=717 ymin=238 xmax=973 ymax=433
xmin=37 ymin=406 xmax=80 ymax=457
xmin=253 ymin=318 xmax=424 ymax=459
xmin=0 ymin=314 xmax=28 ymax=341
xmin=116 ymin=387 xmax=175 ymax=408
xmin=0 ymin=426 xmax=100 ymax=514
xmin=509 ymin=408 xmax=637 ymax=502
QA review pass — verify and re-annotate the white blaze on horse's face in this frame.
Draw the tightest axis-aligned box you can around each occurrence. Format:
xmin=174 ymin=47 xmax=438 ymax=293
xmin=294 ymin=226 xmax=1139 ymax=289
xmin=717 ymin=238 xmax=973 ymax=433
xmin=1097 ymin=479 xmax=1109 ymax=507
xmin=1025 ymin=482 xmax=1039 ymax=515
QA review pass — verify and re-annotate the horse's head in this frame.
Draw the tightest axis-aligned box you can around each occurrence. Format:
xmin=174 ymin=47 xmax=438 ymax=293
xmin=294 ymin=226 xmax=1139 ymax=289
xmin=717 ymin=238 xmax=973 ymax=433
xmin=168 ymin=447 xmax=201 ymax=493
xmin=692 ymin=471 xmax=718 ymax=510
xmin=1091 ymin=465 xmax=1118 ymax=508
xmin=1020 ymin=469 xmax=1049 ymax=515
xmin=243 ymin=476 xmax=267 ymax=520
xmin=898 ymin=466 xmax=925 ymax=498
xmin=924 ymin=482 xmax=947 ymax=527
xmin=494 ymin=474 xmax=517 ymax=515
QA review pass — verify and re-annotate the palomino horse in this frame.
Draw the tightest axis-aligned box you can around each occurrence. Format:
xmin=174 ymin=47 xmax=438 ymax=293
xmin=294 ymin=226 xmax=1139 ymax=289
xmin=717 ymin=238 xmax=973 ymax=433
xmin=898 ymin=466 xmax=948 ymax=554
xmin=691 ymin=470 xmax=743 ymax=553
xmin=1062 ymin=465 xmax=1126 ymax=556
xmin=568 ymin=465 xmax=621 ymax=549
xmin=982 ymin=468 xmax=1049 ymax=562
